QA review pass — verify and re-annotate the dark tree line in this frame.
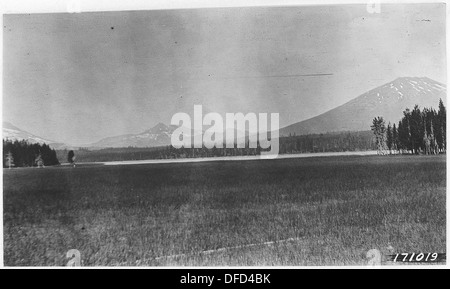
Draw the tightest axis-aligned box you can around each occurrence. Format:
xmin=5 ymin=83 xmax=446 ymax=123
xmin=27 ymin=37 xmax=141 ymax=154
xmin=372 ymin=99 xmax=446 ymax=155
xmin=3 ymin=139 xmax=60 ymax=168
xmin=163 ymin=143 xmax=263 ymax=159
xmin=66 ymin=143 xmax=265 ymax=162
xmin=152 ymin=131 xmax=376 ymax=158
xmin=64 ymin=131 xmax=377 ymax=163
xmin=279 ymin=131 xmax=376 ymax=154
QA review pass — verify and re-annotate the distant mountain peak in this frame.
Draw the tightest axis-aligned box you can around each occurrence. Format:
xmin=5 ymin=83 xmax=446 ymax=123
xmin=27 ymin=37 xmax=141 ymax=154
xmin=144 ymin=122 xmax=175 ymax=135
xmin=151 ymin=122 xmax=170 ymax=130
xmin=281 ymin=76 xmax=446 ymax=136
xmin=89 ymin=122 xmax=177 ymax=148
xmin=390 ymin=76 xmax=445 ymax=89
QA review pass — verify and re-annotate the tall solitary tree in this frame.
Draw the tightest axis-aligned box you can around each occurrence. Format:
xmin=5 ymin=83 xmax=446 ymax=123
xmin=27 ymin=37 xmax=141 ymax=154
xmin=68 ymin=150 xmax=76 ymax=167
xmin=392 ymin=123 xmax=398 ymax=153
xmin=438 ymin=98 xmax=446 ymax=152
xmin=5 ymin=151 xmax=14 ymax=169
xmin=409 ymin=105 xmax=423 ymax=154
xmin=35 ymin=153 xmax=44 ymax=168
xmin=386 ymin=123 xmax=393 ymax=154
xmin=399 ymin=109 xmax=413 ymax=153
xmin=371 ymin=117 xmax=387 ymax=155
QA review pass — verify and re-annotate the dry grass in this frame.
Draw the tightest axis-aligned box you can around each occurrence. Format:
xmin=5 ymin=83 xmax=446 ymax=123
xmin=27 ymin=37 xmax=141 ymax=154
xmin=3 ymin=155 xmax=446 ymax=266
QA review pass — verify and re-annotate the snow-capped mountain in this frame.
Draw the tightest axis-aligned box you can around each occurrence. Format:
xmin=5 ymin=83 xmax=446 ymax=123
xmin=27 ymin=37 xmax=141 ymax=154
xmin=2 ymin=122 xmax=67 ymax=149
xmin=88 ymin=122 xmax=252 ymax=149
xmin=5 ymin=77 xmax=445 ymax=149
xmin=88 ymin=123 xmax=179 ymax=148
xmin=280 ymin=77 xmax=446 ymax=136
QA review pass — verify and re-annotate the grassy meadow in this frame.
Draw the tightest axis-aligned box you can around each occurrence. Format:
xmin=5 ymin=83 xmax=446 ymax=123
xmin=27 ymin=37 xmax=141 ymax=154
xmin=3 ymin=155 xmax=446 ymax=266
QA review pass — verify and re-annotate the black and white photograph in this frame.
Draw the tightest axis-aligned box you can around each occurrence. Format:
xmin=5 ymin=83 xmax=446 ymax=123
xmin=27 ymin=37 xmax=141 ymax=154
xmin=1 ymin=0 xmax=447 ymax=269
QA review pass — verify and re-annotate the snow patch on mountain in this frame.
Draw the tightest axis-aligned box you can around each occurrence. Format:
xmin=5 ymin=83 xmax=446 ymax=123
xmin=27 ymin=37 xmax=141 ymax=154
xmin=2 ymin=122 xmax=67 ymax=149
xmin=280 ymin=77 xmax=446 ymax=136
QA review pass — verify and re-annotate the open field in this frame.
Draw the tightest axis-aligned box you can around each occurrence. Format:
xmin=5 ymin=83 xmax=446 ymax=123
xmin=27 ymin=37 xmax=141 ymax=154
xmin=3 ymin=155 xmax=446 ymax=266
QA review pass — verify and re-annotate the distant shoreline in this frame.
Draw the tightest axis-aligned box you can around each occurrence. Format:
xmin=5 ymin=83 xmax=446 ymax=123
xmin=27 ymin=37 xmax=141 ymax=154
xmin=98 ymin=151 xmax=379 ymax=166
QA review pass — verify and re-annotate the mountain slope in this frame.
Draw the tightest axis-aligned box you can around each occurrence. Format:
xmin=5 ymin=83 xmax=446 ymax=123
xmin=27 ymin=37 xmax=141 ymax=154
xmin=89 ymin=123 xmax=179 ymax=148
xmin=2 ymin=122 xmax=67 ymax=149
xmin=280 ymin=77 xmax=446 ymax=136
xmin=89 ymin=122 xmax=251 ymax=149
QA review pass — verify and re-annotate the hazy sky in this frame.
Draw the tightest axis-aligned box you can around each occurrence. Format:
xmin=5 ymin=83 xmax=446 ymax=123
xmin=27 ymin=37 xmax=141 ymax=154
xmin=3 ymin=4 xmax=446 ymax=145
